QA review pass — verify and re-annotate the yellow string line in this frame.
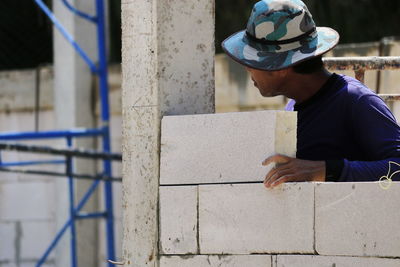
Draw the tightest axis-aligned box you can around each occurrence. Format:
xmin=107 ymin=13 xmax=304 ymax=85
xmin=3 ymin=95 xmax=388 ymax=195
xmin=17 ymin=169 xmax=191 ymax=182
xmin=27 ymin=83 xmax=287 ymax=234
xmin=379 ymin=161 xmax=400 ymax=190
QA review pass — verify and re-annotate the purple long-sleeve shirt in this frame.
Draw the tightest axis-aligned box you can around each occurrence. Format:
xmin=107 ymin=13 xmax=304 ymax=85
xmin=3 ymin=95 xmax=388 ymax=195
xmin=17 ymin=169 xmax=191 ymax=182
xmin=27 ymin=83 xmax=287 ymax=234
xmin=286 ymin=73 xmax=400 ymax=182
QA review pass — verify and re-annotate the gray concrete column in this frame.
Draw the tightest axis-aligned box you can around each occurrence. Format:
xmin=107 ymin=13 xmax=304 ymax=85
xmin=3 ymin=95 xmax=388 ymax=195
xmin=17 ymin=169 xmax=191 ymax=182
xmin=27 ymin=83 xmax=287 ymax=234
xmin=53 ymin=1 xmax=99 ymax=266
xmin=121 ymin=0 xmax=215 ymax=266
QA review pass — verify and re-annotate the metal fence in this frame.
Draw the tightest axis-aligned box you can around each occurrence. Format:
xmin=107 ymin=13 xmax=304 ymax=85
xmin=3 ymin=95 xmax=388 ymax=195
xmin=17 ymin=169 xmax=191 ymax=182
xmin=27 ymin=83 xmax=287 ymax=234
xmin=324 ymin=56 xmax=400 ymax=100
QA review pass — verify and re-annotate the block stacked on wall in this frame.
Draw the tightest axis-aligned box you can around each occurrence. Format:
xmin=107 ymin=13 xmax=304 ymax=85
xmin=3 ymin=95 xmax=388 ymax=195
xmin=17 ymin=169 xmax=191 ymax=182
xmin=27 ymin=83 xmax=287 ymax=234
xmin=159 ymin=110 xmax=400 ymax=266
xmin=160 ymin=111 xmax=297 ymax=185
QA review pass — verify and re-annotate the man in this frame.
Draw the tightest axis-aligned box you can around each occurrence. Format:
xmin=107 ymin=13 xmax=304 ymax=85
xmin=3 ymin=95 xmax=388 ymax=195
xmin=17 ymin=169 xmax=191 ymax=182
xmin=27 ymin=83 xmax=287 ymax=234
xmin=222 ymin=0 xmax=400 ymax=188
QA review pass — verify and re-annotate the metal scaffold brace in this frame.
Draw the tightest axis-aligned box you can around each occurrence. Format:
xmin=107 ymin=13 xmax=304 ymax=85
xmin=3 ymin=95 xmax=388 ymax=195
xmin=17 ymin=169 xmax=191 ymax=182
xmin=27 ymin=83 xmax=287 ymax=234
xmin=0 ymin=141 xmax=122 ymax=182
xmin=0 ymin=0 xmax=117 ymax=266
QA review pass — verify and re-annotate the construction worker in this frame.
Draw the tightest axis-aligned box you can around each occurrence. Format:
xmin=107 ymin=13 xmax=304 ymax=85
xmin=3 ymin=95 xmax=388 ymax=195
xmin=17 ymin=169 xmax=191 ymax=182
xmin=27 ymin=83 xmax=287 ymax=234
xmin=222 ymin=0 xmax=400 ymax=188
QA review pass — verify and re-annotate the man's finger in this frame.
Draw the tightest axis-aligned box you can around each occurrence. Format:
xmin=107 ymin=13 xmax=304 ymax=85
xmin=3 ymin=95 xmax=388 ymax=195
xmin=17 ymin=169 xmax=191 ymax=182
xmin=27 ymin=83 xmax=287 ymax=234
xmin=264 ymin=167 xmax=293 ymax=188
xmin=269 ymin=175 xmax=296 ymax=188
xmin=262 ymin=154 xmax=291 ymax=166
xmin=264 ymin=162 xmax=291 ymax=181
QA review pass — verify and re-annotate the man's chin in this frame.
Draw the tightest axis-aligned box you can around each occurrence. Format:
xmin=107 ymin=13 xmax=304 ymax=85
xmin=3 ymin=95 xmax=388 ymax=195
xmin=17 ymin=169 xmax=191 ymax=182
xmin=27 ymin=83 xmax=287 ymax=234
xmin=260 ymin=91 xmax=276 ymax=97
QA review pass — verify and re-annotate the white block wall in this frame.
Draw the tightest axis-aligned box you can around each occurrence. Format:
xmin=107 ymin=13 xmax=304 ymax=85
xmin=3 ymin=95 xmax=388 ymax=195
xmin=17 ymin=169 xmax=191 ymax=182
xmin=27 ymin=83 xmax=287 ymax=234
xmin=0 ymin=110 xmax=60 ymax=267
xmin=158 ymin=111 xmax=400 ymax=266
xmin=159 ymin=186 xmax=198 ymax=254
xmin=315 ymin=182 xmax=400 ymax=257
xmin=199 ymin=183 xmax=314 ymax=254
xmin=275 ymin=255 xmax=400 ymax=267
xmin=0 ymin=222 xmax=16 ymax=262
xmin=0 ymin=70 xmax=124 ymax=266
xmin=0 ymin=182 xmax=55 ymax=221
xmin=0 ymin=68 xmax=53 ymax=113
xmin=2 ymin=39 xmax=400 ymax=265
xmin=159 ymin=182 xmax=400 ymax=265
xmin=160 ymin=255 xmax=272 ymax=267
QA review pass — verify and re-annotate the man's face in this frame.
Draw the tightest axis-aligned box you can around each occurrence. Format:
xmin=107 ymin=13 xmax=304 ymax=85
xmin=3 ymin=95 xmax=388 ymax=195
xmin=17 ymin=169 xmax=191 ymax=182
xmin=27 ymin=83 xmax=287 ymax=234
xmin=246 ymin=67 xmax=288 ymax=97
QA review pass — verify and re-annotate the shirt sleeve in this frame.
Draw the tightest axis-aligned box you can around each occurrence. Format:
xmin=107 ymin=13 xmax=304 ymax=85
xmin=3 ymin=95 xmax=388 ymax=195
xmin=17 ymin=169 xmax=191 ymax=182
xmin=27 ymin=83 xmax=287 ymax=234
xmin=338 ymin=94 xmax=400 ymax=182
xmin=339 ymin=158 xmax=400 ymax=182
xmin=285 ymin=99 xmax=295 ymax=111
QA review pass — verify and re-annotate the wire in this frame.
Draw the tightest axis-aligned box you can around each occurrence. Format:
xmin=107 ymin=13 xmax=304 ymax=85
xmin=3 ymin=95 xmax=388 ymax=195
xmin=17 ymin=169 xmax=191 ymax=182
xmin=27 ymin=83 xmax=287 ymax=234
xmin=378 ymin=161 xmax=400 ymax=190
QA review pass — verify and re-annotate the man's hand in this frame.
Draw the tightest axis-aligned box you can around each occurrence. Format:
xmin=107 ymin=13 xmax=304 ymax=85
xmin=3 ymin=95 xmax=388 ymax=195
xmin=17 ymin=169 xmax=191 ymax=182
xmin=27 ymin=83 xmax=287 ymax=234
xmin=262 ymin=154 xmax=326 ymax=188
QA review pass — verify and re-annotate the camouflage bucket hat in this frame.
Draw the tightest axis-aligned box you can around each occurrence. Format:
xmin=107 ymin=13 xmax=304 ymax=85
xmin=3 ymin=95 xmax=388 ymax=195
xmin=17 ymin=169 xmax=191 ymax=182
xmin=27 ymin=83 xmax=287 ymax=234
xmin=222 ymin=0 xmax=339 ymax=71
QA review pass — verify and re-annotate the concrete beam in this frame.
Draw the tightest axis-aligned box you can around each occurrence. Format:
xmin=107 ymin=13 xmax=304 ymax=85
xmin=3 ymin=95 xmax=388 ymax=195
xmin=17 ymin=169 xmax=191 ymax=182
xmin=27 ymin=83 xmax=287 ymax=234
xmin=121 ymin=0 xmax=215 ymax=266
xmin=53 ymin=0 xmax=98 ymax=266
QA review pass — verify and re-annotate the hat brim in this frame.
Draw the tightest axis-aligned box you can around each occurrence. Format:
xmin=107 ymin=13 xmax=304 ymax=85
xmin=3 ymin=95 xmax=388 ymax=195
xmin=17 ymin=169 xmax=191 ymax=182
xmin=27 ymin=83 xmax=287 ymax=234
xmin=222 ymin=27 xmax=339 ymax=71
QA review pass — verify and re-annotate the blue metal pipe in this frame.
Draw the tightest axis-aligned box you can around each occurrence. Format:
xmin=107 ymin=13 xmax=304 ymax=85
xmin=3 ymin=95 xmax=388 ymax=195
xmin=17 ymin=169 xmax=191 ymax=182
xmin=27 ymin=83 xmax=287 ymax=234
xmin=0 ymin=160 xmax=65 ymax=167
xmin=36 ymin=217 xmax=73 ymax=267
xmin=0 ymin=128 xmax=103 ymax=140
xmin=36 ymin=178 xmax=101 ymax=266
xmin=31 ymin=0 xmax=116 ymax=266
xmin=102 ymin=129 xmax=116 ymax=266
xmin=61 ymin=0 xmax=97 ymax=23
xmin=33 ymin=0 xmax=98 ymax=73
xmin=95 ymin=0 xmax=116 ymax=264
xmin=75 ymin=212 xmax=107 ymax=220
xmin=96 ymin=12 xmax=111 ymax=123
xmin=67 ymin=138 xmax=78 ymax=267
xmin=75 ymin=179 xmax=101 ymax=212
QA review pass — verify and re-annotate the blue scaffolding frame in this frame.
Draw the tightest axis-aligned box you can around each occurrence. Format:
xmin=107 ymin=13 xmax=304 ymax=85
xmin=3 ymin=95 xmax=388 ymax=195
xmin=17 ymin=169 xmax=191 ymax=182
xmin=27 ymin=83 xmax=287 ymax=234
xmin=0 ymin=0 xmax=116 ymax=266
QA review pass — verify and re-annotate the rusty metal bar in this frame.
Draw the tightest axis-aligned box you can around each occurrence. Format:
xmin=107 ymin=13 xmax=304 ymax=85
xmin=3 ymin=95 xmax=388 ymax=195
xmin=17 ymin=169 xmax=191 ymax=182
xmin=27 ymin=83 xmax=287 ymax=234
xmin=0 ymin=142 xmax=122 ymax=161
xmin=323 ymin=57 xmax=400 ymax=71
xmin=0 ymin=167 xmax=122 ymax=182
xmin=354 ymin=69 xmax=366 ymax=83
xmin=378 ymin=94 xmax=400 ymax=102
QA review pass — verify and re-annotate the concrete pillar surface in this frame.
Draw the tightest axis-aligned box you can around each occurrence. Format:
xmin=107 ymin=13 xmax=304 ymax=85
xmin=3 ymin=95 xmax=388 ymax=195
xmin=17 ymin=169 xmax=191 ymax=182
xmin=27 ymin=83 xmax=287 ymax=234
xmin=121 ymin=0 xmax=215 ymax=266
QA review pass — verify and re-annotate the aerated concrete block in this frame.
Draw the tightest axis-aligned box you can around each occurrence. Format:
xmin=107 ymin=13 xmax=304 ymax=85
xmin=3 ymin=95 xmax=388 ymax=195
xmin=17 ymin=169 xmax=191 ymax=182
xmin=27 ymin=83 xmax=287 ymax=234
xmin=199 ymin=183 xmax=314 ymax=254
xmin=20 ymin=221 xmax=55 ymax=260
xmin=0 ymin=68 xmax=54 ymax=112
xmin=0 ymin=222 xmax=15 ymax=261
xmin=276 ymin=255 xmax=400 ymax=267
xmin=160 ymin=111 xmax=296 ymax=185
xmin=315 ymin=182 xmax=400 ymax=257
xmin=160 ymin=255 xmax=272 ymax=267
xmin=0 ymin=182 xmax=55 ymax=221
xmin=159 ymin=186 xmax=198 ymax=254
